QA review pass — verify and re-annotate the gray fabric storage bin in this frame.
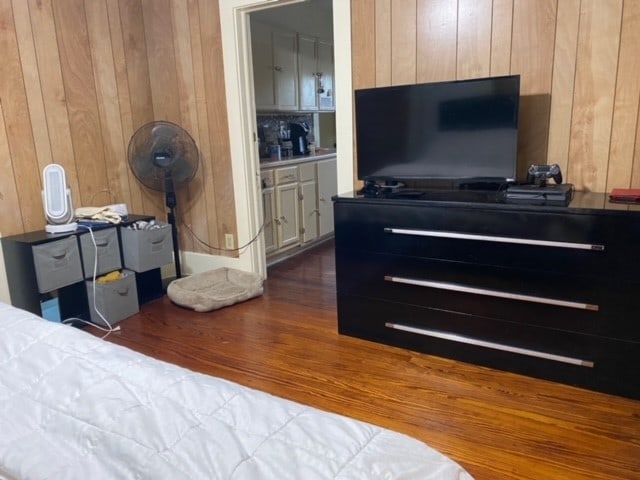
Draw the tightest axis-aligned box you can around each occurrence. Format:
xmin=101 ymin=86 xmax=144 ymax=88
xmin=79 ymin=227 xmax=122 ymax=278
xmin=86 ymin=269 xmax=139 ymax=327
xmin=32 ymin=237 xmax=83 ymax=293
xmin=121 ymin=223 xmax=173 ymax=272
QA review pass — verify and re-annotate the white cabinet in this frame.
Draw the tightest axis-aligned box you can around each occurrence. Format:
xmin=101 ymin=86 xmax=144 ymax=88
xmin=316 ymin=40 xmax=334 ymax=111
xmin=317 ymin=158 xmax=337 ymax=236
xmin=260 ymin=170 xmax=277 ymax=254
xmin=297 ymin=35 xmax=334 ymax=111
xmin=274 ymin=166 xmax=300 ymax=250
xmin=298 ymin=162 xmax=318 ymax=243
xmin=262 ymin=187 xmax=277 ymax=254
xmin=261 ymin=157 xmax=336 ymax=258
xmin=273 ymin=29 xmax=298 ymax=110
xmin=251 ymin=21 xmax=298 ymax=111
xmin=298 ymin=35 xmax=318 ymax=110
xmin=252 ymin=21 xmax=276 ymax=110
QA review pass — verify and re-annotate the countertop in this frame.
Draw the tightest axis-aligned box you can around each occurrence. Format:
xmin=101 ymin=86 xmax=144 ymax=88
xmin=259 ymin=149 xmax=336 ymax=168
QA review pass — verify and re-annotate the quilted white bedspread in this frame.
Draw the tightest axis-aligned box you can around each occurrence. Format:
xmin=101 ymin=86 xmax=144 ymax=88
xmin=0 ymin=302 xmax=473 ymax=480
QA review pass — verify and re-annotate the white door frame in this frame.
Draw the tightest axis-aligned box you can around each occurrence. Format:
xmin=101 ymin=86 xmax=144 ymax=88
xmin=218 ymin=0 xmax=353 ymax=279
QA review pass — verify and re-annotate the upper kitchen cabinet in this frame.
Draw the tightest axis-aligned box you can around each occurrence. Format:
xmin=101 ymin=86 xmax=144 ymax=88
xmin=298 ymin=35 xmax=319 ymax=110
xmin=252 ymin=21 xmax=298 ymax=111
xmin=316 ymin=40 xmax=334 ymax=111
xmin=298 ymin=35 xmax=335 ymax=111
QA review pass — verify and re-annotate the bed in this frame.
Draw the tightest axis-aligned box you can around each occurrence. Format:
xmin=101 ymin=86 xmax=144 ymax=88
xmin=0 ymin=301 xmax=473 ymax=480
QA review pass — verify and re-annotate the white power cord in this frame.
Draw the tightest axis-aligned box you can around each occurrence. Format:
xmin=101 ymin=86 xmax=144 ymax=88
xmin=62 ymin=224 xmax=121 ymax=339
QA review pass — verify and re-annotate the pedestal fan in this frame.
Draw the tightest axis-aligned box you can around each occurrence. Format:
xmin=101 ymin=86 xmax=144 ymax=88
xmin=127 ymin=121 xmax=199 ymax=278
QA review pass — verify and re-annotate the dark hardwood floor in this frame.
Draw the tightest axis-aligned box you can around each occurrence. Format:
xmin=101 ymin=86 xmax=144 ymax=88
xmin=101 ymin=239 xmax=640 ymax=480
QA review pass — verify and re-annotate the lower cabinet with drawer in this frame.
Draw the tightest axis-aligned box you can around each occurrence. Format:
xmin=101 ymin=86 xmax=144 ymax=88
xmin=260 ymin=156 xmax=338 ymax=259
xmin=333 ymin=192 xmax=640 ymax=399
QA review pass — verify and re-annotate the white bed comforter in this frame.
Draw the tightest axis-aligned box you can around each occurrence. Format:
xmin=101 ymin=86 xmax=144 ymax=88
xmin=0 ymin=302 xmax=472 ymax=480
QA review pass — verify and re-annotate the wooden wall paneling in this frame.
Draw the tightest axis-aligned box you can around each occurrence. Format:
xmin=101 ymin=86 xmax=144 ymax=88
xmin=105 ymin=0 xmax=144 ymax=215
xmin=12 ymin=0 xmax=53 ymax=176
xmin=198 ymin=0 xmax=236 ymax=257
xmin=141 ymin=0 xmax=181 ymax=124
xmin=25 ymin=0 xmax=79 ymax=202
xmin=390 ymin=0 xmax=417 ymax=85
xmin=605 ymin=0 xmax=640 ymax=192
xmin=632 ymin=115 xmax=640 ymax=187
xmin=510 ymin=0 xmax=557 ymax=180
xmin=489 ymin=0 xmax=513 ymax=77
xmin=510 ymin=0 xmax=557 ymax=91
xmin=170 ymin=0 xmax=200 ymax=253
xmin=117 ymin=0 xmax=155 ymax=221
xmin=0 ymin=0 xmax=42 ymax=232
xmin=192 ymin=0 xmax=218 ymax=253
xmin=456 ymin=0 xmax=492 ymax=80
xmin=52 ymin=0 xmax=108 ymax=207
xmin=374 ymin=0 xmax=391 ymax=87
xmin=569 ymin=0 xmax=623 ymax=192
xmin=84 ymin=0 xmax=133 ymax=209
xmin=416 ymin=0 xmax=457 ymax=83
xmin=0 ymin=101 xmax=24 ymax=236
xmin=117 ymin=0 xmax=154 ymax=131
xmin=547 ymin=0 xmax=580 ymax=179
xmin=350 ymin=0 xmax=376 ymax=189
xmin=351 ymin=0 xmax=376 ymax=91
xmin=138 ymin=0 xmax=179 ymax=222
xmin=185 ymin=0 xmax=215 ymax=254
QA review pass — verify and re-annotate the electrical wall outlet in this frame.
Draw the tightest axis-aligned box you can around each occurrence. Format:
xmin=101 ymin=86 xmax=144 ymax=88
xmin=224 ymin=233 xmax=234 ymax=250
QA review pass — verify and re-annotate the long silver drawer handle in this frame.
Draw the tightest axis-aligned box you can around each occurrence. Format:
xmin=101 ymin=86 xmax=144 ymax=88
xmin=384 ymin=228 xmax=605 ymax=251
xmin=385 ymin=322 xmax=595 ymax=367
xmin=384 ymin=275 xmax=599 ymax=311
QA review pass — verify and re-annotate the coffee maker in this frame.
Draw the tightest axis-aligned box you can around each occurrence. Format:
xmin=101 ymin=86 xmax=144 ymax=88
xmin=289 ymin=122 xmax=310 ymax=155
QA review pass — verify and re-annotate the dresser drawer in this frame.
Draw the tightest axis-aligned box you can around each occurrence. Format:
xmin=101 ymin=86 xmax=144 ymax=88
xmin=338 ymin=296 xmax=640 ymax=399
xmin=336 ymin=250 xmax=640 ymax=341
xmin=334 ymin=202 xmax=638 ymax=280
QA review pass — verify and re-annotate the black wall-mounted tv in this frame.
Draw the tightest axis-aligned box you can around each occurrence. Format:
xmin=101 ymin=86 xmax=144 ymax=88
xmin=355 ymin=75 xmax=520 ymax=186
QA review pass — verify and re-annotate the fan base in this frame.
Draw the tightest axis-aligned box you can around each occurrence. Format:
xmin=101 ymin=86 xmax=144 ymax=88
xmin=45 ymin=222 xmax=78 ymax=234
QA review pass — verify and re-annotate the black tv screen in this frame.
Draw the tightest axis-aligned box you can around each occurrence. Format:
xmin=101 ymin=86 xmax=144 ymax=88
xmin=355 ymin=75 xmax=520 ymax=184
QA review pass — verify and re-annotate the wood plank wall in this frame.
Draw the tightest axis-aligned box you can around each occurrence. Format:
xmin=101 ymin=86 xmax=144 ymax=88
xmin=0 ymin=0 xmax=236 ymax=258
xmin=351 ymin=0 xmax=640 ymax=192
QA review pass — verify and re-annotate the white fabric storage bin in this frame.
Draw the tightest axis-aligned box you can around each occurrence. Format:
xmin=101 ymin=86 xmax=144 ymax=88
xmin=121 ymin=223 xmax=173 ymax=272
xmin=85 ymin=269 xmax=139 ymax=327
xmin=32 ymin=237 xmax=83 ymax=293
xmin=79 ymin=227 xmax=122 ymax=278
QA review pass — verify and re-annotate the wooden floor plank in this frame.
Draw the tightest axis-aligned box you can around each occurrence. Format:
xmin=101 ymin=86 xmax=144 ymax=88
xmin=100 ymin=239 xmax=640 ymax=479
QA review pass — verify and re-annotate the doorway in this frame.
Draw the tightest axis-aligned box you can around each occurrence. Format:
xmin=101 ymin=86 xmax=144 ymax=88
xmin=217 ymin=0 xmax=353 ymax=279
xmin=249 ymin=1 xmax=335 ymax=266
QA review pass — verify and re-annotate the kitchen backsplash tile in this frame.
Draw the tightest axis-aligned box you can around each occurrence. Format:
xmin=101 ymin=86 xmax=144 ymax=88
xmin=257 ymin=113 xmax=315 ymax=158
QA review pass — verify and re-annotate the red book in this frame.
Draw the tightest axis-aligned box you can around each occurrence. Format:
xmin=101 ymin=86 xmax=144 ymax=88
xmin=609 ymin=188 xmax=640 ymax=203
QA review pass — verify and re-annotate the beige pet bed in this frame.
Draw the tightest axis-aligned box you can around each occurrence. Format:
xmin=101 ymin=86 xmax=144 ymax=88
xmin=167 ymin=267 xmax=263 ymax=312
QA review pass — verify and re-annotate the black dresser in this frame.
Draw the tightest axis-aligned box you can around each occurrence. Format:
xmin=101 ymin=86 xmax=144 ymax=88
xmin=333 ymin=191 xmax=640 ymax=399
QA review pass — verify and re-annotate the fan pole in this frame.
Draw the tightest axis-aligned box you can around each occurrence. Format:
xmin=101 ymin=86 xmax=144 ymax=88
xmin=165 ymin=175 xmax=182 ymax=279
xmin=168 ymin=208 xmax=182 ymax=278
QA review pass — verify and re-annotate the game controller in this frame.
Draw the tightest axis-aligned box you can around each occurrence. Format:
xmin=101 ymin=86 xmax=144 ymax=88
xmin=527 ymin=164 xmax=563 ymax=185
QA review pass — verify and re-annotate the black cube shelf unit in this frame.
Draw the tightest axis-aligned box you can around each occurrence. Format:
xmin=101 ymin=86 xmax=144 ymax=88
xmin=1 ymin=215 xmax=166 ymax=323
xmin=333 ymin=191 xmax=640 ymax=399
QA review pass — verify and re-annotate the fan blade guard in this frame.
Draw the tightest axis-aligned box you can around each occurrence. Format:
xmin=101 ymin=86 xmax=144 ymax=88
xmin=128 ymin=121 xmax=199 ymax=192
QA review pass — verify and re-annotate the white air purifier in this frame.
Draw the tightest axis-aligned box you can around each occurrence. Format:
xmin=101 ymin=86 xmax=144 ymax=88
xmin=42 ymin=164 xmax=78 ymax=234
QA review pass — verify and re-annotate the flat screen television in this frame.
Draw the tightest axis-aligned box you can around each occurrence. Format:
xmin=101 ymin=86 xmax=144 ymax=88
xmin=355 ymin=75 xmax=520 ymax=187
